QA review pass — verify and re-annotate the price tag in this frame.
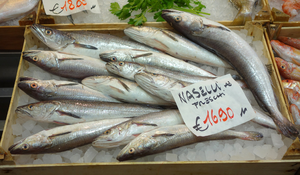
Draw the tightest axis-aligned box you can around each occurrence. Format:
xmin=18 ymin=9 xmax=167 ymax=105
xmin=42 ymin=0 xmax=100 ymax=16
xmin=171 ymin=74 xmax=255 ymax=137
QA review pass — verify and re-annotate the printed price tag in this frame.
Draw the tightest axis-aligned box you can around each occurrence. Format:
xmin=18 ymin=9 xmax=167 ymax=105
xmin=171 ymin=74 xmax=256 ymax=137
xmin=42 ymin=0 xmax=100 ymax=16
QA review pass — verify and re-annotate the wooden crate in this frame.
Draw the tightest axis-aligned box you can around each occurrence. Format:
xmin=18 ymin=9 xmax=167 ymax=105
xmin=265 ymin=26 xmax=300 ymax=160
xmin=37 ymin=0 xmax=272 ymax=26
xmin=0 ymin=1 xmax=41 ymax=51
xmin=0 ymin=22 xmax=299 ymax=174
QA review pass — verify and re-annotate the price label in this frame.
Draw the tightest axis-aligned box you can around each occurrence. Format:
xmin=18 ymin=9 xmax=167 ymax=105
xmin=42 ymin=0 xmax=100 ymax=16
xmin=171 ymin=74 xmax=255 ymax=137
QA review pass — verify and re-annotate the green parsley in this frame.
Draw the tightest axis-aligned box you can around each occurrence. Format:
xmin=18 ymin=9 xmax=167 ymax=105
xmin=110 ymin=0 xmax=210 ymax=26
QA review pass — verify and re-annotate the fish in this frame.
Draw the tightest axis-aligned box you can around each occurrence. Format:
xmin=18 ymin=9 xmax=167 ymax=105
xmin=161 ymin=9 xmax=299 ymax=139
xmin=282 ymin=0 xmax=300 ymax=18
xmin=15 ymin=100 xmax=162 ymax=125
xmin=92 ymin=110 xmax=183 ymax=148
xmin=271 ymin=40 xmax=300 ymax=66
xmin=8 ymin=118 xmax=129 ymax=154
xmin=100 ymin=49 xmax=216 ymax=77
xmin=278 ymin=36 xmax=300 ymax=50
xmin=17 ymin=77 xmax=120 ymax=103
xmin=134 ymin=72 xmax=189 ymax=103
xmin=22 ymin=50 xmax=111 ymax=79
xmin=29 ymin=24 xmax=159 ymax=58
xmin=282 ymin=79 xmax=300 ymax=94
xmin=117 ymin=125 xmax=263 ymax=161
xmin=0 ymin=0 xmax=39 ymax=23
xmin=123 ymin=26 xmax=231 ymax=68
xmin=282 ymin=83 xmax=300 ymax=109
xmin=289 ymin=104 xmax=300 ymax=125
xmin=106 ymin=61 xmax=247 ymax=87
xmin=230 ymin=0 xmax=258 ymax=25
xmin=274 ymin=57 xmax=300 ymax=81
xmin=81 ymin=76 xmax=173 ymax=106
xmin=251 ymin=107 xmax=278 ymax=130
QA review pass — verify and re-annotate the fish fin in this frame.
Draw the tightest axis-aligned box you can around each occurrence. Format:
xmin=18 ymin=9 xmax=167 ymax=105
xmin=161 ymin=30 xmax=178 ymax=42
xmin=48 ymin=131 xmax=72 ymax=139
xmin=272 ymin=117 xmax=298 ymax=140
xmin=56 ymin=83 xmax=79 ymax=87
xmin=132 ymin=53 xmax=153 ymax=58
xmin=56 ymin=110 xmax=82 ymax=119
xmin=291 ymin=57 xmax=300 ymax=66
xmin=204 ymin=24 xmax=230 ymax=32
xmin=153 ymin=39 xmax=169 ymax=50
xmin=53 ymin=121 xmax=71 ymax=125
xmin=73 ymin=43 xmax=98 ymax=50
xmin=58 ymin=58 xmax=84 ymax=61
xmin=109 ymin=85 xmax=126 ymax=94
xmin=131 ymin=49 xmax=148 ymax=52
xmin=116 ymin=79 xmax=130 ymax=92
xmin=265 ymin=64 xmax=273 ymax=74
xmin=132 ymin=122 xmax=157 ymax=127
xmin=152 ymin=133 xmax=175 ymax=137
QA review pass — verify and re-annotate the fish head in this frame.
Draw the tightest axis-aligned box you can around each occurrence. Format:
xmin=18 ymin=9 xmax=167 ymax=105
xmin=18 ymin=78 xmax=53 ymax=100
xmin=30 ymin=24 xmax=75 ymax=50
xmin=9 ymin=131 xmax=52 ymax=154
xmin=15 ymin=101 xmax=60 ymax=122
xmin=22 ymin=50 xmax=58 ymax=69
xmin=282 ymin=79 xmax=297 ymax=89
xmin=106 ymin=61 xmax=144 ymax=80
xmin=124 ymin=26 xmax=157 ymax=45
xmin=99 ymin=50 xmax=130 ymax=62
xmin=275 ymin=57 xmax=292 ymax=75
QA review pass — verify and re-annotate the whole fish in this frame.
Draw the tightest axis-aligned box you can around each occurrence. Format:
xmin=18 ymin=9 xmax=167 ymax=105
xmin=100 ymin=49 xmax=216 ymax=77
xmin=271 ymin=40 xmax=300 ymax=66
xmin=106 ymin=61 xmax=247 ymax=87
xmin=92 ymin=110 xmax=183 ymax=148
xmin=29 ymin=24 xmax=159 ymax=58
xmin=289 ymin=104 xmax=300 ymax=125
xmin=18 ymin=77 xmax=120 ymax=103
xmin=161 ymin=9 xmax=299 ymax=139
xmin=22 ymin=50 xmax=111 ymax=79
xmin=15 ymin=100 xmax=162 ymax=125
xmin=134 ymin=72 xmax=189 ymax=103
xmin=0 ymin=0 xmax=39 ymax=23
xmin=275 ymin=57 xmax=300 ymax=81
xmin=82 ymin=76 xmax=172 ymax=106
xmin=123 ymin=26 xmax=231 ymax=68
xmin=117 ymin=125 xmax=263 ymax=161
xmin=278 ymin=36 xmax=300 ymax=50
xmin=230 ymin=0 xmax=258 ymax=25
xmin=8 ymin=118 xmax=129 ymax=154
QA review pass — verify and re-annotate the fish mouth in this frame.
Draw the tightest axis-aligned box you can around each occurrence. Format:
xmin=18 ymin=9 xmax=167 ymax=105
xmin=99 ymin=51 xmax=117 ymax=62
xmin=15 ymin=107 xmax=33 ymax=118
xmin=8 ymin=139 xmax=24 ymax=154
xmin=106 ymin=62 xmax=120 ymax=73
xmin=161 ymin=9 xmax=182 ymax=16
xmin=30 ymin=24 xmax=46 ymax=43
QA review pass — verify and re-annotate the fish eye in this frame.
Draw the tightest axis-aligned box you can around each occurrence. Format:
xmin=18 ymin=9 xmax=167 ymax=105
xmin=22 ymin=144 xmax=29 ymax=150
xmin=128 ymin=148 xmax=135 ymax=154
xmin=175 ymin=16 xmax=182 ymax=22
xmin=111 ymin=57 xmax=117 ymax=61
xmin=28 ymin=104 xmax=34 ymax=110
xmin=119 ymin=62 xmax=124 ymax=66
xmin=281 ymin=65 xmax=285 ymax=69
xmin=45 ymin=29 xmax=52 ymax=35
xmin=30 ymin=83 xmax=38 ymax=88
xmin=103 ymin=129 xmax=111 ymax=135
xmin=32 ymin=56 xmax=38 ymax=62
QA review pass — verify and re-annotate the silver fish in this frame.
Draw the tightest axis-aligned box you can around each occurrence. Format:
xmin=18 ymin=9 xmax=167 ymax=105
xmin=117 ymin=125 xmax=263 ymax=161
xmin=100 ymin=49 xmax=216 ymax=77
xmin=124 ymin=26 xmax=231 ymax=68
xmin=93 ymin=110 xmax=183 ymax=148
xmin=8 ymin=118 xmax=129 ymax=154
xmin=15 ymin=100 xmax=162 ymax=125
xmin=161 ymin=9 xmax=298 ymax=139
xmin=18 ymin=77 xmax=120 ymax=103
xmin=82 ymin=76 xmax=172 ymax=106
xmin=29 ymin=24 xmax=159 ymax=58
xmin=23 ymin=50 xmax=111 ymax=79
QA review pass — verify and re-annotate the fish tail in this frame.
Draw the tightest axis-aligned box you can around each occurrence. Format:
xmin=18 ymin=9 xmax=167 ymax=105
xmin=231 ymin=12 xmax=252 ymax=26
xmin=272 ymin=116 xmax=299 ymax=140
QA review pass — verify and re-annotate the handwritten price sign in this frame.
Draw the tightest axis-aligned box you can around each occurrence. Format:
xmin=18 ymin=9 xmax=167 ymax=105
xmin=171 ymin=74 xmax=255 ymax=137
xmin=42 ymin=0 xmax=100 ymax=16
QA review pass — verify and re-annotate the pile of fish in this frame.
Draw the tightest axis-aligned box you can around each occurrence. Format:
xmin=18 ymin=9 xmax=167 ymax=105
xmin=271 ymin=36 xmax=300 ymax=125
xmin=9 ymin=10 xmax=298 ymax=162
